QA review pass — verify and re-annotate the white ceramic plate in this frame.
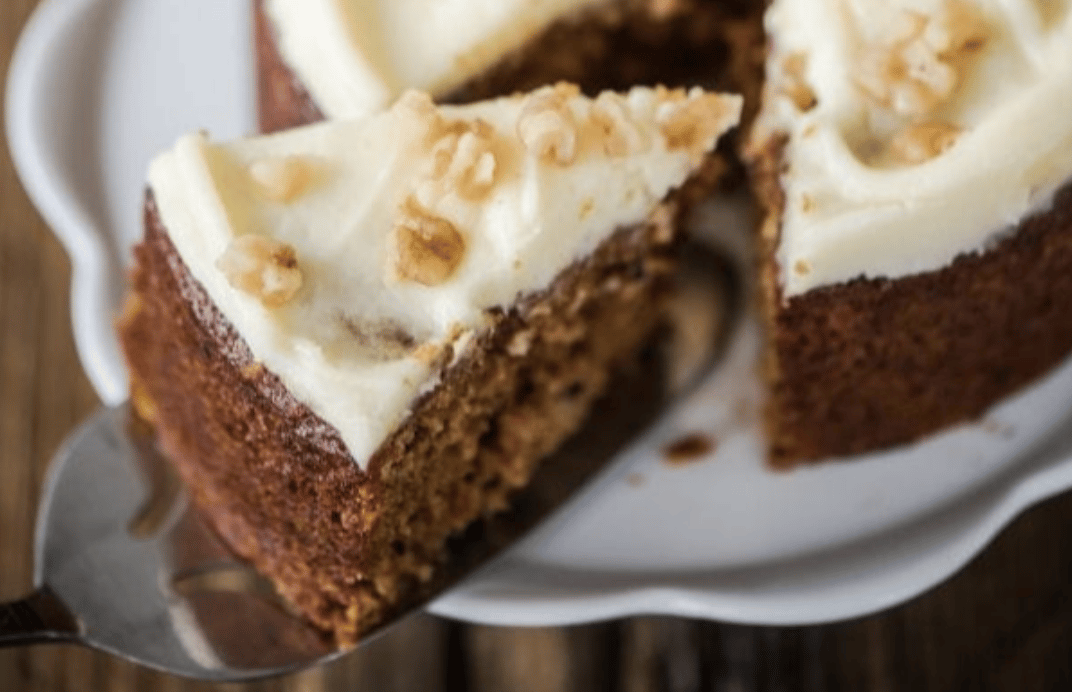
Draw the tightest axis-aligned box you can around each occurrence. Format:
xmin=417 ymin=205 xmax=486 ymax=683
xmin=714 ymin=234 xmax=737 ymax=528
xmin=10 ymin=0 xmax=1072 ymax=628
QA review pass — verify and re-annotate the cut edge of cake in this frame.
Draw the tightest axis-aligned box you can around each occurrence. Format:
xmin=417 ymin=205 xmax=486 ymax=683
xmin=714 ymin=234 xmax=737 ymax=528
xmin=118 ymin=85 xmax=742 ymax=641
xmin=747 ymin=0 xmax=1072 ymax=466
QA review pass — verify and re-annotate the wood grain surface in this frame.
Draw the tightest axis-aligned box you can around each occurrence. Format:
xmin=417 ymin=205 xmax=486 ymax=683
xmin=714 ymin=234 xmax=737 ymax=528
xmin=2 ymin=1 xmax=1071 ymax=689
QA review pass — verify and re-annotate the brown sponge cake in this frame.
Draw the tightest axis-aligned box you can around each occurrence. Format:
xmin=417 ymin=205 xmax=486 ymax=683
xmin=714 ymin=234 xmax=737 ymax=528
xmin=123 ymin=197 xmax=678 ymax=640
xmin=119 ymin=87 xmax=741 ymax=641
xmin=749 ymin=0 xmax=1072 ymax=466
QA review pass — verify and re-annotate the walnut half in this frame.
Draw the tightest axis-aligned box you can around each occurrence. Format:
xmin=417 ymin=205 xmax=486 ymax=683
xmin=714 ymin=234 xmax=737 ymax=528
xmin=217 ymin=235 xmax=303 ymax=307
xmin=517 ymin=83 xmax=581 ymax=166
xmin=392 ymin=197 xmax=467 ymax=286
xmin=428 ymin=120 xmax=499 ymax=201
xmin=658 ymin=88 xmax=739 ymax=156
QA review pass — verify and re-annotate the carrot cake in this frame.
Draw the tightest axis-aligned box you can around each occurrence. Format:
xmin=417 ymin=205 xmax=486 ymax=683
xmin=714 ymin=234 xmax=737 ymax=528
xmin=254 ymin=0 xmax=763 ymax=131
xmin=749 ymin=0 xmax=1072 ymax=465
xmin=118 ymin=85 xmax=742 ymax=641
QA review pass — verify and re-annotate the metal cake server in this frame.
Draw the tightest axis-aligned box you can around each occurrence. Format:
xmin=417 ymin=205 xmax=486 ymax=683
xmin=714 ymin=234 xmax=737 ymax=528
xmin=0 ymin=402 xmax=603 ymax=680
xmin=0 ymin=405 xmax=344 ymax=680
xmin=0 ymin=367 xmax=680 ymax=681
xmin=0 ymin=247 xmax=731 ymax=682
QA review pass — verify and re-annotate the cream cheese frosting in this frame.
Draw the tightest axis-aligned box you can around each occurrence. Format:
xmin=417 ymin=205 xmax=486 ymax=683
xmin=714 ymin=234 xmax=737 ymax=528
xmin=148 ymin=86 xmax=741 ymax=468
xmin=263 ymin=0 xmax=605 ymax=119
xmin=751 ymin=0 xmax=1072 ymax=298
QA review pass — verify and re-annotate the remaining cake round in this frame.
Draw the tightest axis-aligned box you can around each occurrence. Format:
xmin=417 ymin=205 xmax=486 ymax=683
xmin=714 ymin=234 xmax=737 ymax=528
xmin=119 ymin=86 xmax=741 ymax=641
xmin=749 ymin=0 xmax=1072 ymax=464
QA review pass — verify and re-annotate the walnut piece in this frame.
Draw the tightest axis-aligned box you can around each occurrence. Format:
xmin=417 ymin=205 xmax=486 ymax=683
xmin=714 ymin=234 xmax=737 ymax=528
xmin=248 ymin=156 xmax=313 ymax=203
xmin=887 ymin=121 xmax=962 ymax=164
xmin=392 ymin=91 xmax=502 ymax=201
xmin=392 ymin=197 xmax=466 ymax=286
xmin=392 ymin=90 xmax=445 ymax=140
xmin=855 ymin=0 xmax=989 ymax=117
xmin=428 ymin=119 xmax=498 ymax=201
xmin=590 ymin=91 xmax=646 ymax=157
xmin=518 ymin=83 xmax=581 ymax=166
xmin=341 ymin=317 xmax=419 ymax=361
xmin=658 ymin=88 xmax=738 ymax=155
xmin=217 ymin=235 xmax=303 ymax=307
xmin=782 ymin=52 xmax=818 ymax=112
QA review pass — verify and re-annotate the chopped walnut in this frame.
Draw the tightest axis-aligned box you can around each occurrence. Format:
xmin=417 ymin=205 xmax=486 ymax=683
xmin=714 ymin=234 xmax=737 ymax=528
xmin=427 ymin=119 xmax=499 ymax=200
xmin=887 ymin=121 xmax=962 ymax=164
xmin=518 ymin=83 xmax=581 ymax=166
xmin=392 ymin=197 xmax=466 ymax=286
xmin=782 ymin=52 xmax=818 ymax=112
xmin=392 ymin=90 xmax=446 ymax=141
xmin=658 ymin=88 xmax=737 ymax=155
xmin=248 ymin=156 xmax=313 ymax=203
xmin=217 ymin=235 xmax=303 ymax=307
xmin=341 ymin=317 xmax=420 ymax=361
xmin=590 ymin=91 xmax=646 ymax=157
xmin=855 ymin=1 xmax=989 ymax=117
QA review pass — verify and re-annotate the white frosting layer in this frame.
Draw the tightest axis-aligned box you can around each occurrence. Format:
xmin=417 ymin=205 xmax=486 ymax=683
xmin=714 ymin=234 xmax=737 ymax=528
xmin=753 ymin=0 xmax=1072 ymax=297
xmin=264 ymin=0 xmax=604 ymax=118
xmin=148 ymin=87 xmax=741 ymax=468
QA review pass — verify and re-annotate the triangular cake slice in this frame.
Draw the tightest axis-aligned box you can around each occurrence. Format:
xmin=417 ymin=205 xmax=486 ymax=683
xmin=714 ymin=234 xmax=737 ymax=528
xmin=119 ymin=84 xmax=741 ymax=641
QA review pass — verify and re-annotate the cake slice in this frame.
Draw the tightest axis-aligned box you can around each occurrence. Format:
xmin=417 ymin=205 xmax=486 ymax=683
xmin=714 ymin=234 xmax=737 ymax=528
xmin=748 ymin=0 xmax=1072 ymax=466
xmin=253 ymin=0 xmax=764 ymax=209
xmin=119 ymin=85 xmax=742 ymax=641
xmin=254 ymin=0 xmax=763 ymax=130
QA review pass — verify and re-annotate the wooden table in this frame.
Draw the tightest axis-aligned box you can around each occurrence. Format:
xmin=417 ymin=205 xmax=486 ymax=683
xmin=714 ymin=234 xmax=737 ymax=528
xmin=2 ymin=2 xmax=1071 ymax=689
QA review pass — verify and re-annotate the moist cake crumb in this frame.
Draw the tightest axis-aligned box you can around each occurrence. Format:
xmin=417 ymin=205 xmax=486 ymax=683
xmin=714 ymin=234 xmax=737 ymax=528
xmin=663 ymin=433 xmax=716 ymax=465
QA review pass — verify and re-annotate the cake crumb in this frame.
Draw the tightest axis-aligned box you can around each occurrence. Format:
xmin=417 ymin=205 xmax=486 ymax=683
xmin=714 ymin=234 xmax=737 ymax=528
xmin=518 ymin=83 xmax=581 ymax=166
xmin=793 ymin=259 xmax=812 ymax=276
xmin=663 ymin=433 xmax=716 ymax=466
xmin=507 ymin=329 xmax=534 ymax=357
xmin=217 ymin=235 xmax=303 ymax=307
xmin=659 ymin=88 xmax=738 ymax=155
xmin=591 ymin=91 xmax=646 ymax=157
xmin=626 ymin=472 xmax=646 ymax=487
xmin=392 ymin=197 xmax=467 ymax=285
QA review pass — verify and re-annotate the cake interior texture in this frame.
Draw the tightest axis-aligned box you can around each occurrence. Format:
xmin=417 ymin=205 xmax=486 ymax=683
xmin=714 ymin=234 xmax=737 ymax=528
xmin=120 ymin=198 xmax=679 ymax=642
xmin=255 ymin=0 xmax=1072 ymax=469
xmin=753 ymin=145 xmax=1072 ymax=466
xmin=749 ymin=0 xmax=1072 ymax=466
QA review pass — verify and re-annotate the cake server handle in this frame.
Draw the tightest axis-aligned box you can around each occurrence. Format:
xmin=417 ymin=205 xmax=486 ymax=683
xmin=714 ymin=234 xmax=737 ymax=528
xmin=0 ymin=587 xmax=80 ymax=647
